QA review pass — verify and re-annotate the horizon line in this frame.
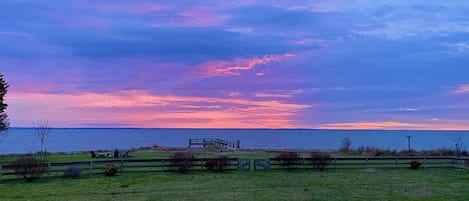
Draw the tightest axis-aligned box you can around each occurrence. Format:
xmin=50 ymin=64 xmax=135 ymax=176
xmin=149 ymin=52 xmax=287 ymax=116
xmin=8 ymin=127 xmax=469 ymax=132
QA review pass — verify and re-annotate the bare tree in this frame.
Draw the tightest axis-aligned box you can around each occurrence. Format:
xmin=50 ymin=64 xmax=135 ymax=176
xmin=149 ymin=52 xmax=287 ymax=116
xmin=35 ymin=120 xmax=51 ymax=159
xmin=453 ymin=135 xmax=465 ymax=157
xmin=340 ymin=137 xmax=352 ymax=153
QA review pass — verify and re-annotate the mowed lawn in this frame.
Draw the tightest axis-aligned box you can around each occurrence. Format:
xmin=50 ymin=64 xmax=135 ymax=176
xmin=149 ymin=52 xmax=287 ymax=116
xmin=1 ymin=168 xmax=469 ymax=201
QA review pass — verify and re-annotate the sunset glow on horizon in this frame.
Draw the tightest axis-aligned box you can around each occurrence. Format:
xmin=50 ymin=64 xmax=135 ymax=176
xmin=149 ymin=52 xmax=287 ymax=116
xmin=2 ymin=0 xmax=469 ymax=130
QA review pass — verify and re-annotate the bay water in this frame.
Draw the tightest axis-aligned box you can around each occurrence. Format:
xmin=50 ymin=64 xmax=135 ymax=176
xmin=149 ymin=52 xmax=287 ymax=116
xmin=1 ymin=128 xmax=468 ymax=154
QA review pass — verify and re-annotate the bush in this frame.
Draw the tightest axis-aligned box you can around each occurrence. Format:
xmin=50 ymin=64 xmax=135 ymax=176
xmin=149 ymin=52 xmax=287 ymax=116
xmin=63 ymin=166 xmax=82 ymax=178
xmin=356 ymin=146 xmax=366 ymax=154
xmin=352 ymin=146 xmax=397 ymax=156
xmin=310 ymin=152 xmax=332 ymax=170
xmin=274 ymin=152 xmax=300 ymax=170
xmin=419 ymin=148 xmax=455 ymax=156
xmin=204 ymin=156 xmax=230 ymax=172
xmin=410 ymin=160 xmax=421 ymax=170
xmin=169 ymin=152 xmax=195 ymax=173
xmin=103 ymin=163 xmax=119 ymax=176
xmin=9 ymin=155 xmax=48 ymax=182
xmin=353 ymin=146 xmax=456 ymax=157
xmin=398 ymin=149 xmax=418 ymax=156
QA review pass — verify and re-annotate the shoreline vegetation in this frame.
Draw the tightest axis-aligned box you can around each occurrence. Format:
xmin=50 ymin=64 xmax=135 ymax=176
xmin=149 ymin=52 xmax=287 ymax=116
xmin=0 ymin=146 xmax=462 ymax=157
xmin=0 ymin=145 xmax=464 ymax=170
xmin=1 ymin=144 xmax=462 ymax=158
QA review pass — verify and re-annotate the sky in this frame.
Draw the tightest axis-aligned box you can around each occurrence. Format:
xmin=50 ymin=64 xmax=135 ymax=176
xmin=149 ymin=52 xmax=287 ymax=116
xmin=1 ymin=0 xmax=469 ymax=129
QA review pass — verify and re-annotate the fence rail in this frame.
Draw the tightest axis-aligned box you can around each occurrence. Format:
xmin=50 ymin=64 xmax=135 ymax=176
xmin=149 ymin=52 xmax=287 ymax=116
xmin=1 ymin=156 xmax=467 ymax=181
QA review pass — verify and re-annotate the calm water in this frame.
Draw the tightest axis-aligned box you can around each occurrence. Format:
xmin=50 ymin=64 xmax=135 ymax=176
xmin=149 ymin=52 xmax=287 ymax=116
xmin=0 ymin=128 xmax=468 ymax=154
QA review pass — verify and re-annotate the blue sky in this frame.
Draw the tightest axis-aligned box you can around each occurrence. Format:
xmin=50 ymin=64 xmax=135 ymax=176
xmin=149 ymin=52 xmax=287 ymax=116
xmin=1 ymin=0 xmax=469 ymax=129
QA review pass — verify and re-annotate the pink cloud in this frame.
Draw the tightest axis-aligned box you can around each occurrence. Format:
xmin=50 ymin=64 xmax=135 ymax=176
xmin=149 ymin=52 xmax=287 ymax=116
xmin=319 ymin=121 xmax=420 ymax=130
xmin=10 ymin=83 xmax=56 ymax=93
xmin=200 ymin=53 xmax=296 ymax=77
xmin=229 ymin=92 xmax=241 ymax=97
xmin=53 ymin=2 xmax=165 ymax=28
xmin=0 ymin=57 xmax=192 ymax=94
xmin=82 ymin=3 xmax=225 ymax=28
xmin=398 ymin=108 xmax=419 ymax=111
xmin=7 ymin=90 xmax=311 ymax=128
xmin=452 ymin=84 xmax=469 ymax=94
xmin=143 ymin=6 xmax=227 ymax=28
xmin=256 ymin=72 xmax=265 ymax=76
xmin=178 ymin=6 xmax=224 ymax=27
xmin=255 ymin=89 xmax=304 ymax=98
xmin=317 ymin=121 xmax=469 ymax=130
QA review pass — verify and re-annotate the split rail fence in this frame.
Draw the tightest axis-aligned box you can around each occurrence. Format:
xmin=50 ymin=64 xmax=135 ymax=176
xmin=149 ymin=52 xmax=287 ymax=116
xmin=0 ymin=156 xmax=468 ymax=181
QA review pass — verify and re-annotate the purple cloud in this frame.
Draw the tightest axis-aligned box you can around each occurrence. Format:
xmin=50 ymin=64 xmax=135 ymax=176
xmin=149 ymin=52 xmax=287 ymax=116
xmin=2 ymin=0 xmax=469 ymax=129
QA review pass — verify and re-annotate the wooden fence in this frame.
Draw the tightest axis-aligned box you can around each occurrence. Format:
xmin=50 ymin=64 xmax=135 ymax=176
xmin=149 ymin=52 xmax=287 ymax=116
xmin=0 ymin=156 xmax=467 ymax=181
xmin=254 ymin=156 xmax=462 ymax=170
xmin=0 ymin=158 xmax=246 ymax=179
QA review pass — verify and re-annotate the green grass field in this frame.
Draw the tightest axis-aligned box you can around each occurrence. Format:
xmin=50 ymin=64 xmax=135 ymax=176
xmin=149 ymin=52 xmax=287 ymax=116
xmin=0 ymin=168 xmax=468 ymax=201
xmin=0 ymin=151 xmax=468 ymax=201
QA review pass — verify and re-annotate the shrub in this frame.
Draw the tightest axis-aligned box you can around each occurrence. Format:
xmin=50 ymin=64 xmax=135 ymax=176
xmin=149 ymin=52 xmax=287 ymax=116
xmin=419 ymin=148 xmax=455 ymax=156
xmin=356 ymin=146 xmax=366 ymax=155
xmin=169 ymin=152 xmax=195 ymax=173
xmin=274 ymin=152 xmax=300 ymax=170
xmin=353 ymin=147 xmax=456 ymax=157
xmin=398 ymin=149 xmax=418 ymax=156
xmin=410 ymin=160 xmax=421 ymax=170
xmin=352 ymin=146 xmax=397 ymax=156
xmin=9 ymin=155 xmax=48 ymax=182
xmin=204 ymin=156 xmax=230 ymax=172
xmin=103 ymin=163 xmax=119 ymax=176
xmin=310 ymin=152 xmax=332 ymax=170
xmin=63 ymin=166 xmax=82 ymax=178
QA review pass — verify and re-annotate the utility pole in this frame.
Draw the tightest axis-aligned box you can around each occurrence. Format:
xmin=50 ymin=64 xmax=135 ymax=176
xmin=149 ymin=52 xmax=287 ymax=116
xmin=405 ymin=135 xmax=412 ymax=151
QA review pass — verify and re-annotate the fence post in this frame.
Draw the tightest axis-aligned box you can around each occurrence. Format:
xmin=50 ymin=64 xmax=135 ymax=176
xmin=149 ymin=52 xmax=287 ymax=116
xmin=265 ymin=159 xmax=270 ymax=170
xmin=395 ymin=157 xmax=399 ymax=169
xmin=89 ymin=161 xmax=93 ymax=176
xmin=48 ymin=163 xmax=51 ymax=174
xmin=120 ymin=159 xmax=124 ymax=171
xmin=366 ymin=157 xmax=369 ymax=168
xmin=423 ymin=157 xmax=426 ymax=169
xmin=0 ymin=165 xmax=2 ymax=182
xmin=162 ymin=159 xmax=165 ymax=172
xmin=238 ymin=159 xmax=250 ymax=171
xmin=334 ymin=157 xmax=337 ymax=169
xmin=302 ymin=157 xmax=306 ymax=172
xmin=237 ymin=159 xmax=249 ymax=171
